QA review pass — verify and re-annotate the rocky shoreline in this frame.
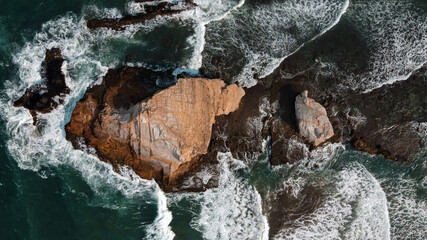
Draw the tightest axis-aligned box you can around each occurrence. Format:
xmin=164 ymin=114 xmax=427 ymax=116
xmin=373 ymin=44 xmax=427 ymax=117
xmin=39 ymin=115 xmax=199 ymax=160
xmin=13 ymin=6 xmax=426 ymax=192
xmin=14 ymin=45 xmax=426 ymax=192
xmin=64 ymin=66 xmax=244 ymax=192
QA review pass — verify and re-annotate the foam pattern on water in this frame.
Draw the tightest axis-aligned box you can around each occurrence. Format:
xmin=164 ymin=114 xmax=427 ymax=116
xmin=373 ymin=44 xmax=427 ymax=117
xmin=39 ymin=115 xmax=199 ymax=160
xmin=274 ymin=163 xmax=390 ymax=240
xmin=381 ymin=176 xmax=427 ymax=239
xmin=343 ymin=0 xmax=427 ymax=92
xmin=188 ymin=152 xmax=269 ymax=240
xmin=202 ymin=0 xmax=349 ymax=87
xmin=183 ymin=0 xmax=246 ymax=69
xmin=122 ymin=0 xmax=246 ymax=69
xmin=0 ymin=7 xmax=178 ymax=237
xmin=0 ymin=9 xmax=162 ymax=195
xmin=144 ymin=185 xmax=175 ymax=240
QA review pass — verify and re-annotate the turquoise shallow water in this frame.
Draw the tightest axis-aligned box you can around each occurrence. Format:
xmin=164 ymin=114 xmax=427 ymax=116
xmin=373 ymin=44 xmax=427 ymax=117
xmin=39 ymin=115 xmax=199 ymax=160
xmin=0 ymin=0 xmax=426 ymax=239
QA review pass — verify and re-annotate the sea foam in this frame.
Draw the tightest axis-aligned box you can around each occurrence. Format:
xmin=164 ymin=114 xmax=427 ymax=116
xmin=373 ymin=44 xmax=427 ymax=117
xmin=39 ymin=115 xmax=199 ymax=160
xmin=201 ymin=0 xmax=349 ymax=87
xmin=188 ymin=152 xmax=269 ymax=240
xmin=0 ymin=7 xmax=176 ymax=238
xmin=344 ymin=0 xmax=427 ymax=92
xmin=274 ymin=163 xmax=390 ymax=240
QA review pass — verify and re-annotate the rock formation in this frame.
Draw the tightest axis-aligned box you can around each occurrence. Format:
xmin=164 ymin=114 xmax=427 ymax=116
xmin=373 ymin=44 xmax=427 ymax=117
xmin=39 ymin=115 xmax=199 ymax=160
xmin=65 ymin=67 xmax=244 ymax=191
xmin=14 ymin=48 xmax=69 ymax=124
xmin=207 ymin=64 xmax=425 ymax=165
xmin=63 ymin=13 xmax=425 ymax=194
xmin=87 ymin=1 xmax=197 ymax=30
xmin=295 ymin=90 xmax=334 ymax=146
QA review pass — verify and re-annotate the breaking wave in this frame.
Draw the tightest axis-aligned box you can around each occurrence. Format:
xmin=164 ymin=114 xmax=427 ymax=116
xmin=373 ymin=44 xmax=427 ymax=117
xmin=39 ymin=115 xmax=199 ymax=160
xmin=144 ymin=186 xmax=175 ymax=240
xmin=274 ymin=163 xmax=390 ymax=240
xmin=0 ymin=7 xmax=177 ymax=237
xmin=187 ymin=152 xmax=269 ymax=240
xmin=201 ymin=0 xmax=349 ymax=87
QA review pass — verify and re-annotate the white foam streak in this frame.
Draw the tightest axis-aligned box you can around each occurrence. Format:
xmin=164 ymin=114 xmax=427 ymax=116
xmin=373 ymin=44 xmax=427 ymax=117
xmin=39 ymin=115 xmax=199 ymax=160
xmin=362 ymin=61 xmax=427 ymax=93
xmin=186 ymin=0 xmax=246 ymax=69
xmin=190 ymin=152 xmax=269 ymax=240
xmin=258 ymin=0 xmax=350 ymax=80
xmin=144 ymin=185 xmax=175 ymax=240
xmin=199 ymin=0 xmax=350 ymax=87
xmin=381 ymin=177 xmax=427 ymax=239
xmin=274 ymin=163 xmax=390 ymax=240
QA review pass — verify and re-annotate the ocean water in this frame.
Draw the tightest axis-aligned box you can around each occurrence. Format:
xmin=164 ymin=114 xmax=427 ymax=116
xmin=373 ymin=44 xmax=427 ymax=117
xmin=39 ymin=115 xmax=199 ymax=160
xmin=0 ymin=0 xmax=426 ymax=239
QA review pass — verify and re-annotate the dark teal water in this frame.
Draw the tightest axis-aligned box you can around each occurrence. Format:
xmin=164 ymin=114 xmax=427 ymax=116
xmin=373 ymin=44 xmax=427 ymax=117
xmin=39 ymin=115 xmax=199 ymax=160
xmin=0 ymin=1 xmax=159 ymax=239
xmin=0 ymin=0 xmax=426 ymax=239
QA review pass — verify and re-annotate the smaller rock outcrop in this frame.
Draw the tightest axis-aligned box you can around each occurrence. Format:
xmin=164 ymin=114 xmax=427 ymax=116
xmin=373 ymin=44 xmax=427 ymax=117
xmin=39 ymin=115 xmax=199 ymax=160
xmin=14 ymin=48 xmax=69 ymax=124
xmin=295 ymin=90 xmax=334 ymax=146
xmin=87 ymin=1 xmax=197 ymax=30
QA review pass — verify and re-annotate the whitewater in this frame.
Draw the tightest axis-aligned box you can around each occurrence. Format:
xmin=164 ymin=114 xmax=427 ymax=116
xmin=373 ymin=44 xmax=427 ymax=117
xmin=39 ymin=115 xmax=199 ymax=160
xmin=0 ymin=0 xmax=426 ymax=239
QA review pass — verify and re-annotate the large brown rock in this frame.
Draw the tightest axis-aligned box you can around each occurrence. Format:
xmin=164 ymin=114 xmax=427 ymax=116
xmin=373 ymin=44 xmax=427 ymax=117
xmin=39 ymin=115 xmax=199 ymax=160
xmin=66 ymin=68 xmax=244 ymax=191
xmin=14 ymin=48 xmax=70 ymax=124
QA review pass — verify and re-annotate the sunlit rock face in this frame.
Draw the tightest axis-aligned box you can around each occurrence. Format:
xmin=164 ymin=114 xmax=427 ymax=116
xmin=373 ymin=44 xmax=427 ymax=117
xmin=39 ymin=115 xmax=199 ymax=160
xmin=106 ymin=77 xmax=245 ymax=171
xmin=66 ymin=70 xmax=245 ymax=191
xmin=295 ymin=90 xmax=334 ymax=146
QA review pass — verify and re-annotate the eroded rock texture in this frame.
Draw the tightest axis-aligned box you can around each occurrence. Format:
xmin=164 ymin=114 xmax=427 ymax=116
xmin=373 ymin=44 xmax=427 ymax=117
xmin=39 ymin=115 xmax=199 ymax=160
xmin=66 ymin=67 xmax=244 ymax=191
xmin=14 ymin=48 xmax=69 ymax=124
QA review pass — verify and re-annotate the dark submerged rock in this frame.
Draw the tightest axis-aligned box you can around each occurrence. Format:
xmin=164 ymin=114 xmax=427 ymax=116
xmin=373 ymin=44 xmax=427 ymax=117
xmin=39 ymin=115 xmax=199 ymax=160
xmin=348 ymin=68 xmax=426 ymax=161
xmin=87 ymin=1 xmax=197 ymax=31
xmin=267 ymin=185 xmax=324 ymax=237
xmin=14 ymin=48 xmax=70 ymax=124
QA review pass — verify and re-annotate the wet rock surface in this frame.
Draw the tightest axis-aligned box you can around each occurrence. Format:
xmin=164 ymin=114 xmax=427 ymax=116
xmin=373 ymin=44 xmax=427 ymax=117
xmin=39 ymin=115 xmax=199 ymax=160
xmin=87 ymin=1 xmax=196 ymax=31
xmin=13 ymin=48 xmax=69 ymax=124
xmin=62 ymin=52 xmax=425 ymax=193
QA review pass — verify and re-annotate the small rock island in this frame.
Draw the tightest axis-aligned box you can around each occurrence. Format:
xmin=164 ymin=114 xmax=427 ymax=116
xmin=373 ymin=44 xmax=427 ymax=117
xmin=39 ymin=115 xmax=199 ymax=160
xmin=13 ymin=47 xmax=425 ymax=192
